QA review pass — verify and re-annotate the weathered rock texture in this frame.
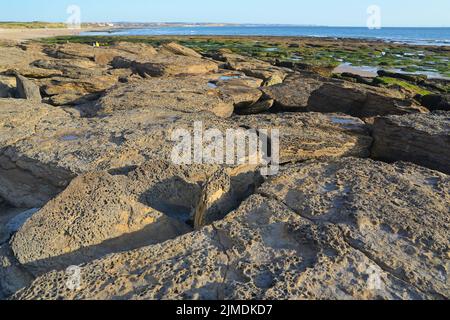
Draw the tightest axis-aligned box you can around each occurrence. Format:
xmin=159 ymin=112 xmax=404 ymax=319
xmin=0 ymin=96 xmax=259 ymax=207
xmin=215 ymin=51 xmax=288 ymax=85
xmin=263 ymin=74 xmax=428 ymax=118
xmin=112 ymin=54 xmax=218 ymax=77
xmin=237 ymin=113 xmax=373 ymax=163
xmin=94 ymin=75 xmax=236 ymax=118
xmin=162 ymin=42 xmax=203 ymax=58
xmin=10 ymin=167 xmax=195 ymax=275
xmin=15 ymin=74 xmax=41 ymax=102
xmin=0 ymin=97 xmax=372 ymax=208
xmin=10 ymin=160 xmax=263 ymax=275
xmin=421 ymin=94 xmax=450 ymax=112
xmin=372 ymin=111 xmax=450 ymax=174
xmin=12 ymin=159 xmax=449 ymax=300
xmin=0 ymin=99 xmax=78 ymax=207
xmin=0 ymin=41 xmax=449 ymax=301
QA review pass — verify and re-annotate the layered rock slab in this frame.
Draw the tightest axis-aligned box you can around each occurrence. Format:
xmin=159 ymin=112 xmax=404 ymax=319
xmin=9 ymin=160 xmax=262 ymax=276
xmin=0 ymin=44 xmax=45 ymax=74
xmin=93 ymin=75 xmax=237 ymax=118
xmin=0 ymin=99 xmax=373 ymax=207
xmin=0 ymin=99 xmax=260 ymax=207
xmin=10 ymin=166 xmax=197 ymax=275
xmin=44 ymin=42 xmax=158 ymax=62
xmin=3 ymin=43 xmax=209 ymax=107
xmin=214 ymin=51 xmax=288 ymax=85
xmin=112 ymin=53 xmax=218 ymax=77
xmin=161 ymin=42 xmax=203 ymax=58
xmin=258 ymin=158 xmax=449 ymax=299
xmin=372 ymin=111 xmax=450 ymax=174
xmin=12 ymin=159 xmax=449 ymax=300
xmin=0 ymin=99 xmax=75 ymax=207
xmin=0 ymin=101 xmax=222 ymax=207
xmin=14 ymin=74 xmax=41 ymax=102
xmin=263 ymin=73 xmax=428 ymax=118
xmin=236 ymin=113 xmax=373 ymax=163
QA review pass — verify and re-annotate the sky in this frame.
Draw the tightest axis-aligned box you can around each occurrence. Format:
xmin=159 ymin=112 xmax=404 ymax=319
xmin=1 ymin=0 xmax=450 ymax=27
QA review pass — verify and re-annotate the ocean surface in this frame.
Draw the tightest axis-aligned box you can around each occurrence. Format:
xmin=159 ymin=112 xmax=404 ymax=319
xmin=83 ymin=26 xmax=450 ymax=46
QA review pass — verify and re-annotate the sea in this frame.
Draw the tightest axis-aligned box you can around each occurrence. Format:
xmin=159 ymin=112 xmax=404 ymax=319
xmin=82 ymin=26 xmax=450 ymax=46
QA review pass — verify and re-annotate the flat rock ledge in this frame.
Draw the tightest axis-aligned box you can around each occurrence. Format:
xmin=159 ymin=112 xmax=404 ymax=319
xmin=372 ymin=111 xmax=450 ymax=174
xmin=263 ymin=73 xmax=428 ymax=118
xmin=11 ymin=158 xmax=449 ymax=300
xmin=0 ymin=41 xmax=449 ymax=301
xmin=0 ymin=98 xmax=372 ymax=208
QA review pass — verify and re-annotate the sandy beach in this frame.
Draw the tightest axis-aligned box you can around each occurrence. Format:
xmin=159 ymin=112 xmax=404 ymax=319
xmin=0 ymin=27 xmax=95 ymax=42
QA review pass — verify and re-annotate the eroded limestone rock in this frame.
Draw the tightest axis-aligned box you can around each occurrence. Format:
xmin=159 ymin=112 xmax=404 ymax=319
xmin=11 ymin=169 xmax=194 ymax=275
xmin=0 ymin=45 xmax=45 ymax=75
xmin=0 ymin=98 xmax=373 ymax=208
xmin=15 ymin=74 xmax=41 ymax=102
xmin=214 ymin=51 xmax=288 ymax=85
xmin=110 ymin=42 xmax=158 ymax=58
xmin=9 ymin=159 xmax=264 ymax=276
xmin=161 ymin=42 xmax=203 ymax=58
xmin=112 ymin=53 xmax=218 ymax=77
xmin=372 ymin=111 xmax=450 ymax=174
xmin=263 ymin=73 xmax=428 ymax=118
xmin=0 ymin=245 xmax=33 ymax=299
xmin=12 ymin=159 xmax=449 ymax=300
xmin=258 ymin=158 xmax=449 ymax=299
xmin=1 ymin=41 xmax=448 ymax=301
xmin=236 ymin=113 xmax=373 ymax=163
xmin=94 ymin=76 xmax=235 ymax=118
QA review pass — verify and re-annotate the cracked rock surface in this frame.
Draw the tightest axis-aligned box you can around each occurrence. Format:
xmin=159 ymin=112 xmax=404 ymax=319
xmin=372 ymin=111 xmax=450 ymax=174
xmin=0 ymin=41 xmax=448 ymax=300
xmin=263 ymin=73 xmax=428 ymax=118
xmin=12 ymin=158 xmax=449 ymax=300
xmin=0 ymin=97 xmax=372 ymax=208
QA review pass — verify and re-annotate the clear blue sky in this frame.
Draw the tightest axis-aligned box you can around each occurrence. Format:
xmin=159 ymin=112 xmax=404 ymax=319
xmin=2 ymin=0 xmax=450 ymax=27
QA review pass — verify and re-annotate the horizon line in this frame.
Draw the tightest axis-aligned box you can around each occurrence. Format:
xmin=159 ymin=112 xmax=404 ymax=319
xmin=1 ymin=21 xmax=450 ymax=28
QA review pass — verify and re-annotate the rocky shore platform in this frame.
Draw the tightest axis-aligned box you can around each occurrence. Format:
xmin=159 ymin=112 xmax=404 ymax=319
xmin=0 ymin=39 xmax=448 ymax=300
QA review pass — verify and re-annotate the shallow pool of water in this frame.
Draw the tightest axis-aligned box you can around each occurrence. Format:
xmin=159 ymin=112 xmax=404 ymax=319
xmin=330 ymin=116 xmax=361 ymax=125
xmin=61 ymin=135 xmax=79 ymax=141
xmin=219 ymin=75 xmax=242 ymax=81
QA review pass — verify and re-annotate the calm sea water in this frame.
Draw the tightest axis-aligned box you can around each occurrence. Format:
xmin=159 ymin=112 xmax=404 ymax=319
xmin=83 ymin=26 xmax=450 ymax=46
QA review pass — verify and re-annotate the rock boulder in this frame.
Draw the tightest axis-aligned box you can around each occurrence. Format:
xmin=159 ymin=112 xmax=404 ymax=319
xmin=161 ymin=42 xmax=203 ymax=58
xmin=263 ymin=73 xmax=428 ymax=118
xmin=12 ymin=159 xmax=449 ymax=300
xmin=421 ymin=94 xmax=450 ymax=112
xmin=15 ymin=74 xmax=41 ymax=102
xmin=112 ymin=53 xmax=218 ymax=77
xmin=372 ymin=111 xmax=450 ymax=174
